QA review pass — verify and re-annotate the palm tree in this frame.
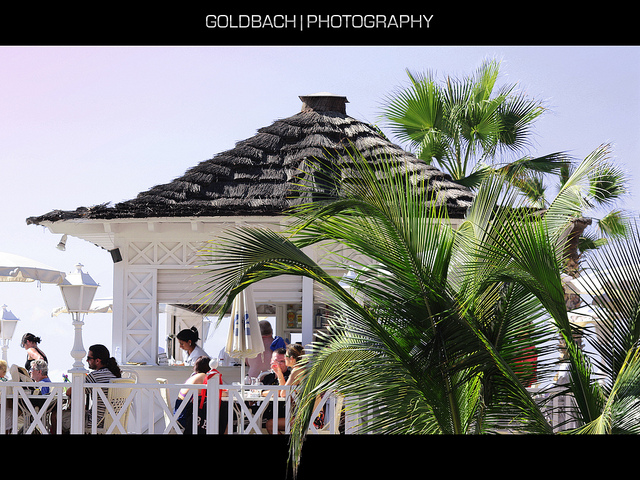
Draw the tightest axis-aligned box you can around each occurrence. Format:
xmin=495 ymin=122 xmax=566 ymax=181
xmin=559 ymin=219 xmax=640 ymax=434
xmin=544 ymin=144 xmax=630 ymax=276
xmin=380 ymin=59 xmax=632 ymax=277
xmin=198 ymin=148 xmax=640 ymax=473
xmin=379 ymin=58 xmax=571 ymax=190
xmin=522 ymin=143 xmax=632 ymax=315
xmin=197 ymin=151 xmax=565 ymax=427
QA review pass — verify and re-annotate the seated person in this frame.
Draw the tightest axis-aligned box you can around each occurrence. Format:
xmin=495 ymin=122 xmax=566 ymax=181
xmin=275 ymin=344 xmax=304 ymax=396
xmin=260 ymin=348 xmax=290 ymax=387
xmin=259 ymin=348 xmax=290 ymax=434
xmin=174 ymin=355 xmax=209 ymax=433
xmin=28 ymin=359 xmax=57 ymax=432
xmin=0 ymin=359 xmax=7 ymax=382
xmin=174 ymin=356 xmax=228 ymax=434
xmin=176 ymin=355 xmax=210 ymax=403
xmin=0 ymin=360 xmax=12 ymax=432
xmin=62 ymin=344 xmax=122 ymax=431
xmin=269 ymin=344 xmax=305 ymax=433
xmin=29 ymin=359 xmax=52 ymax=395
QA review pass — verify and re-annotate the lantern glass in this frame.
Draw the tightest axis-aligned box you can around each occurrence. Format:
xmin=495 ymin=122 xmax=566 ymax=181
xmin=0 ymin=305 xmax=19 ymax=341
xmin=58 ymin=264 xmax=99 ymax=313
xmin=0 ymin=319 xmax=18 ymax=341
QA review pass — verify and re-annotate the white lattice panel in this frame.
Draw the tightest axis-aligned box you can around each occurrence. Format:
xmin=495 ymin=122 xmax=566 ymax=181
xmin=127 ymin=241 xmax=204 ymax=266
xmin=124 ymin=269 xmax=157 ymax=364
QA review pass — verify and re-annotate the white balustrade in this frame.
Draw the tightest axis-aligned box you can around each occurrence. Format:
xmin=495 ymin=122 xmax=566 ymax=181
xmin=0 ymin=380 xmax=575 ymax=434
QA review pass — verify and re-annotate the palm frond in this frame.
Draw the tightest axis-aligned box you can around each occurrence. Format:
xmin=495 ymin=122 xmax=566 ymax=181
xmin=573 ymin=345 xmax=640 ymax=434
xmin=587 ymin=160 xmax=629 ymax=207
xmin=577 ymin=220 xmax=640 ymax=385
xmin=596 ymin=209 xmax=633 ymax=239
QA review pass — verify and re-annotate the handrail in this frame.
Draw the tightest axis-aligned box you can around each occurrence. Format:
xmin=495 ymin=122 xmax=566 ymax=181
xmin=0 ymin=380 xmax=575 ymax=434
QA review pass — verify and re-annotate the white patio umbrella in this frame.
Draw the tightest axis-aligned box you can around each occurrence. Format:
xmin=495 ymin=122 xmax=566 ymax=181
xmin=0 ymin=252 xmax=65 ymax=284
xmin=51 ymin=297 xmax=113 ymax=317
xmin=0 ymin=252 xmax=65 ymax=360
xmin=225 ymin=284 xmax=265 ymax=389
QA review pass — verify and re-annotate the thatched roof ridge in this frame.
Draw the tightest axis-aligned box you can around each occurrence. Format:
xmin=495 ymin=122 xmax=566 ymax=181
xmin=26 ymin=93 xmax=474 ymax=225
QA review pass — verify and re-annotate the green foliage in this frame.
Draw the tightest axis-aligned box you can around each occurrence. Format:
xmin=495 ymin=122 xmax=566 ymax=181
xmin=380 ymin=60 xmax=632 ymax=262
xmin=379 ymin=59 xmax=568 ymax=189
xmin=198 ymin=134 xmax=639 ymax=475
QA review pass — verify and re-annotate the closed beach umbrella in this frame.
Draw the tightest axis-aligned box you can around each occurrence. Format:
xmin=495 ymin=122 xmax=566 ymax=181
xmin=0 ymin=252 xmax=65 ymax=284
xmin=226 ymin=285 xmax=264 ymax=386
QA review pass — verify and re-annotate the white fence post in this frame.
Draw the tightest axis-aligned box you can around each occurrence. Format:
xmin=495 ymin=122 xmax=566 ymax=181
xmin=69 ymin=373 xmax=85 ymax=434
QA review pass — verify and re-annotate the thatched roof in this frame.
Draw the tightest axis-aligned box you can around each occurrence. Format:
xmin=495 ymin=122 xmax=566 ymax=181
xmin=26 ymin=93 xmax=473 ymax=225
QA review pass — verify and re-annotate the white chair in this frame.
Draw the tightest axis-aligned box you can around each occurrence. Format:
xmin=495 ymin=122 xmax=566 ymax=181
xmin=120 ymin=368 xmax=139 ymax=383
xmin=8 ymin=364 xmax=33 ymax=388
xmin=156 ymin=377 xmax=182 ymax=434
xmin=8 ymin=365 xmax=59 ymax=434
xmin=7 ymin=365 xmax=35 ymax=433
xmin=87 ymin=378 xmax=135 ymax=434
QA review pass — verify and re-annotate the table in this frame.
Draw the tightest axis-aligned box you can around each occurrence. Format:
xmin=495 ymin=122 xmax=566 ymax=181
xmin=223 ymin=388 xmax=288 ymax=434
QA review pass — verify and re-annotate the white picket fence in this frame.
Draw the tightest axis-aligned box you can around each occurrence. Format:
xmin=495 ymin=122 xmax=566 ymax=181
xmin=0 ymin=380 xmax=576 ymax=434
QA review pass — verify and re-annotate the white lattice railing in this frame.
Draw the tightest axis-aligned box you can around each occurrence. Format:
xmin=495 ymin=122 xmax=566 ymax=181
xmin=0 ymin=381 xmax=575 ymax=435
xmin=0 ymin=381 xmax=346 ymax=435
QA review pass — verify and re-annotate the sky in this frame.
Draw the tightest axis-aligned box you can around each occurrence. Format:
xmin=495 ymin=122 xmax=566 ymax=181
xmin=0 ymin=45 xmax=638 ymax=382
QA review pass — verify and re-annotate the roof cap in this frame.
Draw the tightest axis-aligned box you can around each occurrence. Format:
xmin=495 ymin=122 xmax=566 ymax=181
xmin=299 ymin=92 xmax=349 ymax=114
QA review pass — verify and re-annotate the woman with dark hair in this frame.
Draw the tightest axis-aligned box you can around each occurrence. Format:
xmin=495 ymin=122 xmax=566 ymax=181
xmin=176 ymin=326 xmax=209 ymax=366
xmin=275 ymin=343 xmax=305 ymax=396
xmin=266 ymin=343 xmax=306 ymax=433
xmin=21 ymin=333 xmax=48 ymax=371
xmin=177 ymin=355 xmax=211 ymax=402
xmin=174 ymin=355 xmax=228 ymax=434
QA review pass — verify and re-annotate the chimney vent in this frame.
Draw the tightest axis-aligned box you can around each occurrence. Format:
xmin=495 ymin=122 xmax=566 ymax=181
xmin=299 ymin=92 xmax=349 ymax=114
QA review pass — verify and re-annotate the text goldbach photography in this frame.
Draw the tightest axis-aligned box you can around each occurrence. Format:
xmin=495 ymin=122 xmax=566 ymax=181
xmin=205 ymin=14 xmax=434 ymax=31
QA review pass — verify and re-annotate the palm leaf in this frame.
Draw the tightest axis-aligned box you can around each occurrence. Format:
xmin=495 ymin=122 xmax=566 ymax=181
xmin=573 ymin=346 xmax=640 ymax=434
xmin=576 ymin=220 xmax=640 ymax=386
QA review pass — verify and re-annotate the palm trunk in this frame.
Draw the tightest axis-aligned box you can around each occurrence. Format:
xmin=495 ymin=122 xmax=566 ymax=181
xmin=563 ymin=217 xmax=591 ymax=274
xmin=560 ymin=217 xmax=592 ymax=360
xmin=563 ymin=217 xmax=592 ymax=310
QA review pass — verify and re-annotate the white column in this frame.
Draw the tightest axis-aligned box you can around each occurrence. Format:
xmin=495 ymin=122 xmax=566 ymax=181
xmin=301 ymin=276 xmax=314 ymax=347
xmin=111 ymin=256 xmax=125 ymax=364
xmin=69 ymin=371 xmax=86 ymax=434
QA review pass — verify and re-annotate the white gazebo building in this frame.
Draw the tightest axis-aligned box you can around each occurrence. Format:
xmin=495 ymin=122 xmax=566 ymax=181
xmin=27 ymin=93 xmax=473 ymax=382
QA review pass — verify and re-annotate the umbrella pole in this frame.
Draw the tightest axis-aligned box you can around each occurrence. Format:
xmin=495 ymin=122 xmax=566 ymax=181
xmin=241 ymin=361 xmax=245 ymax=397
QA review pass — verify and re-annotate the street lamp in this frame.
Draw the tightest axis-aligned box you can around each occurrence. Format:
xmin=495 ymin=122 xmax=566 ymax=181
xmin=58 ymin=263 xmax=99 ymax=373
xmin=0 ymin=304 xmax=19 ymax=362
xmin=58 ymin=263 xmax=99 ymax=434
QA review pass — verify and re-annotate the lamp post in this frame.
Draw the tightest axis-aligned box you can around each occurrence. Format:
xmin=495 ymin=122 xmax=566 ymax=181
xmin=58 ymin=263 xmax=99 ymax=433
xmin=59 ymin=263 xmax=99 ymax=373
xmin=0 ymin=305 xmax=19 ymax=362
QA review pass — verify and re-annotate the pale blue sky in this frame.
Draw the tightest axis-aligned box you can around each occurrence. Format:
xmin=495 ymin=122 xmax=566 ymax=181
xmin=1 ymin=46 xmax=638 ymax=379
